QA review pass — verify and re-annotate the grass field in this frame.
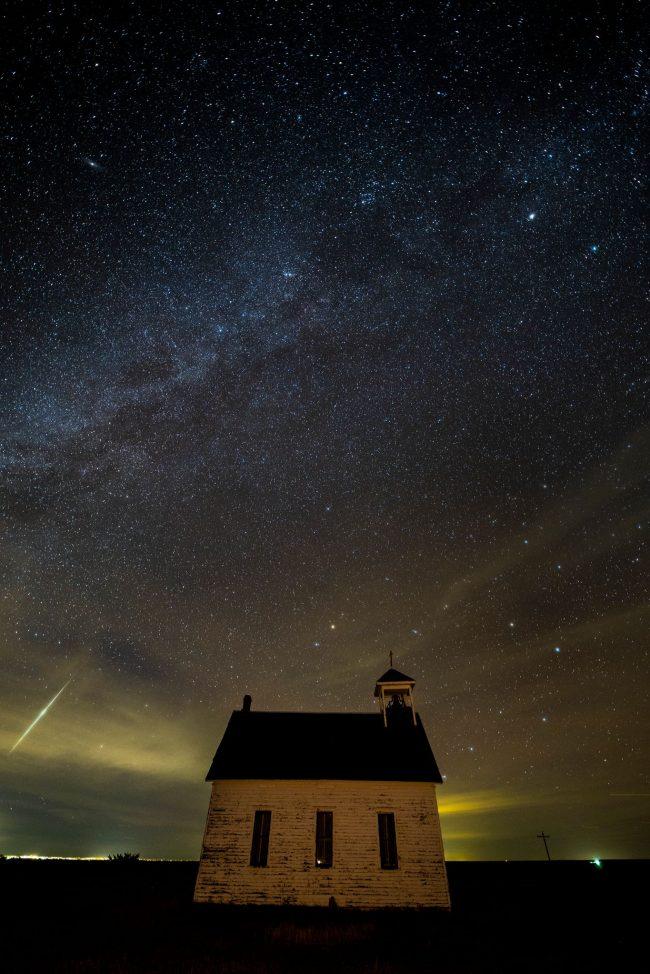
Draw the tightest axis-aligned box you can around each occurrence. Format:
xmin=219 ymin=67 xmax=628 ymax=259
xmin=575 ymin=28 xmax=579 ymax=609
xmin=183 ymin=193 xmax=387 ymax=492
xmin=1 ymin=859 xmax=644 ymax=972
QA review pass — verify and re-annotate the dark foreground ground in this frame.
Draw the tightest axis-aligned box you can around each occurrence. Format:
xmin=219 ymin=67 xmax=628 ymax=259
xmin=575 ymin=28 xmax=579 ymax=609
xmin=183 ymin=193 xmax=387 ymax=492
xmin=1 ymin=859 xmax=644 ymax=973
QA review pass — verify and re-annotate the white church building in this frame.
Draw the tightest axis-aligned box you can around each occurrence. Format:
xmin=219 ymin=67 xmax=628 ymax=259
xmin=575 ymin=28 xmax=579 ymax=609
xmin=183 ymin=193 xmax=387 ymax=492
xmin=194 ymin=666 xmax=450 ymax=909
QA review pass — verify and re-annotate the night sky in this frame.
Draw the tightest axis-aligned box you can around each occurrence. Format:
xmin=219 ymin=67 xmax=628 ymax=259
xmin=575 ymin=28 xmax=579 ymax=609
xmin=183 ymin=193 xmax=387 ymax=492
xmin=2 ymin=1 xmax=648 ymax=861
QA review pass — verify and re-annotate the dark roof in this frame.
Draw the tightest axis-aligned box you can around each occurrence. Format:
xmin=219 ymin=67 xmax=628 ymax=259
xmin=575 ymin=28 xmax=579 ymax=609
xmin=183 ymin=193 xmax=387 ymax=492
xmin=205 ymin=710 xmax=443 ymax=783
xmin=375 ymin=668 xmax=415 ymax=684
xmin=374 ymin=668 xmax=416 ymax=696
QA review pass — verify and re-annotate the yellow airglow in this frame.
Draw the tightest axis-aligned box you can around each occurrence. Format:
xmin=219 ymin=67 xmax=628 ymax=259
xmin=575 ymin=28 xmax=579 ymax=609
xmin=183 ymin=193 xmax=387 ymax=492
xmin=438 ymin=790 xmax=526 ymax=817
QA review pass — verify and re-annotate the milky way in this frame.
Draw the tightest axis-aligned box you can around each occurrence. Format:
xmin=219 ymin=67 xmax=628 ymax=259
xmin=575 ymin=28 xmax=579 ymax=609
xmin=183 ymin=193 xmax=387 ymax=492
xmin=1 ymin=2 xmax=647 ymax=859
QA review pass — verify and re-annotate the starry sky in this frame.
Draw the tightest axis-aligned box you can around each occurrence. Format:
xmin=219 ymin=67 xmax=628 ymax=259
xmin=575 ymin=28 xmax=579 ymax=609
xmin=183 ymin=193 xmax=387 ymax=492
xmin=1 ymin=1 xmax=648 ymax=861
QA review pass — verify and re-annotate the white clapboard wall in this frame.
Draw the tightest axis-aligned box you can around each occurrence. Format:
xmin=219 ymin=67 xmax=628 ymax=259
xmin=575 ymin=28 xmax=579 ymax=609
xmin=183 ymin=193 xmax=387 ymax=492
xmin=194 ymin=778 xmax=450 ymax=909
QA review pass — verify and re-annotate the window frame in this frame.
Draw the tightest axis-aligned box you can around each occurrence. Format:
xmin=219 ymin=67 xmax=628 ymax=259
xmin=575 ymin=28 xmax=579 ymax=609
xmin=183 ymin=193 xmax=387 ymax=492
xmin=315 ymin=810 xmax=333 ymax=868
xmin=249 ymin=809 xmax=272 ymax=867
xmin=377 ymin=811 xmax=399 ymax=869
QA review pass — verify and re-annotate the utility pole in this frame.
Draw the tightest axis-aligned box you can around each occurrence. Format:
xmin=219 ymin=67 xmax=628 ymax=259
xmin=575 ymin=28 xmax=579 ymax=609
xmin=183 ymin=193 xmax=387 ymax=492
xmin=537 ymin=831 xmax=551 ymax=861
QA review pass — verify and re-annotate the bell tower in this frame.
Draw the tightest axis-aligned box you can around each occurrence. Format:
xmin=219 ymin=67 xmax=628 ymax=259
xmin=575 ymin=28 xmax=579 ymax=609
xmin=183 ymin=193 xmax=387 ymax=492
xmin=374 ymin=655 xmax=417 ymax=727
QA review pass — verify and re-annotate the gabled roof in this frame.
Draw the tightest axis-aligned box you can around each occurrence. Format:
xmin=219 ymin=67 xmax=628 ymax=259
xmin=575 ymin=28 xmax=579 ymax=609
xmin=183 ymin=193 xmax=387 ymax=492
xmin=205 ymin=710 xmax=443 ymax=783
xmin=374 ymin=668 xmax=415 ymax=696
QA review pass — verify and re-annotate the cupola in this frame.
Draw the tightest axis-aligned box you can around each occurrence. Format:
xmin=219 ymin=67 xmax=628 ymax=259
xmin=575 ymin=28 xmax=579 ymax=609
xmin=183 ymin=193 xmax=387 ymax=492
xmin=374 ymin=656 xmax=416 ymax=727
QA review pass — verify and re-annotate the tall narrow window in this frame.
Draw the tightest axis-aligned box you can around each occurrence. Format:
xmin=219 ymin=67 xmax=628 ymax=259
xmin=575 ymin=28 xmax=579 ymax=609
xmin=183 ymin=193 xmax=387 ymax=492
xmin=378 ymin=812 xmax=398 ymax=869
xmin=250 ymin=810 xmax=271 ymax=867
xmin=315 ymin=811 xmax=333 ymax=868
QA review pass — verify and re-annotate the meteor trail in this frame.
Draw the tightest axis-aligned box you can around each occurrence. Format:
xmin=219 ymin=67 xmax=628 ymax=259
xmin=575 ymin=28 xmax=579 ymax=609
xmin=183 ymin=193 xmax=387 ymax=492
xmin=9 ymin=680 xmax=72 ymax=753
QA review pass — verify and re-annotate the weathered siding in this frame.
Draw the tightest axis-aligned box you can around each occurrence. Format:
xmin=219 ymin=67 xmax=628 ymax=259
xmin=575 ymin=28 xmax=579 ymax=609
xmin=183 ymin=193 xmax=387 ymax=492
xmin=194 ymin=779 xmax=450 ymax=909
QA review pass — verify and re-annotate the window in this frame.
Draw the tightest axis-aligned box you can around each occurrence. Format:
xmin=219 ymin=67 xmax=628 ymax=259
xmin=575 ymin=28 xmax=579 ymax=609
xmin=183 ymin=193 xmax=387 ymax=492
xmin=315 ymin=811 xmax=333 ymax=868
xmin=378 ymin=812 xmax=398 ymax=869
xmin=250 ymin=810 xmax=271 ymax=867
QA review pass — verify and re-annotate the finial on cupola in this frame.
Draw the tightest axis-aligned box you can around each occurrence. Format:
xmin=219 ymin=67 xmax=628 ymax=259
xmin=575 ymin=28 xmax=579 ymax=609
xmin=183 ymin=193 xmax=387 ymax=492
xmin=374 ymin=658 xmax=416 ymax=728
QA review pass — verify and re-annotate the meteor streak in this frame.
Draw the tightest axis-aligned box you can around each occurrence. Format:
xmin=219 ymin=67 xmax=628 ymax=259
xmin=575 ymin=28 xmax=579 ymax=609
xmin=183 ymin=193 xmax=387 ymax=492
xmin=9 ymin=680 xmax=72 ymax=753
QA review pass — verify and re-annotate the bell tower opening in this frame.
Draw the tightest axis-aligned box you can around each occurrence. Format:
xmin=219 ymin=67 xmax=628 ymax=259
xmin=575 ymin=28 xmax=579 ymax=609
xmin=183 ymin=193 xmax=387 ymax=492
xmin=374 ymin=656 xmax=417 ymax=727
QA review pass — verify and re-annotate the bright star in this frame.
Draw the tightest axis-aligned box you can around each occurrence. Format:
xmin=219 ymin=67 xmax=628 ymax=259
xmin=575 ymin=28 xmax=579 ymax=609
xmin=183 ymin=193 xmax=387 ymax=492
xmin=528 ymin=212 xmax=536 ymax=221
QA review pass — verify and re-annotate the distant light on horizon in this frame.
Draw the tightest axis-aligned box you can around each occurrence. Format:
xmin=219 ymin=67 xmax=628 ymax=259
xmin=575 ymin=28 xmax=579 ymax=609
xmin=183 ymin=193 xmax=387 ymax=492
xmin=6 ymin=854 xmax=109 ymax=861
xmin=4 ymin=854 xmax=197 ymax=862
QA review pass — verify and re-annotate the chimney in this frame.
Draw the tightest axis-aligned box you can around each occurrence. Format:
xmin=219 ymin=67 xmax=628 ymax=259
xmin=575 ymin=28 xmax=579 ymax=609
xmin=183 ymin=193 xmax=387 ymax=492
xmin=242 ymin=694 xmax=252 ymax=713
